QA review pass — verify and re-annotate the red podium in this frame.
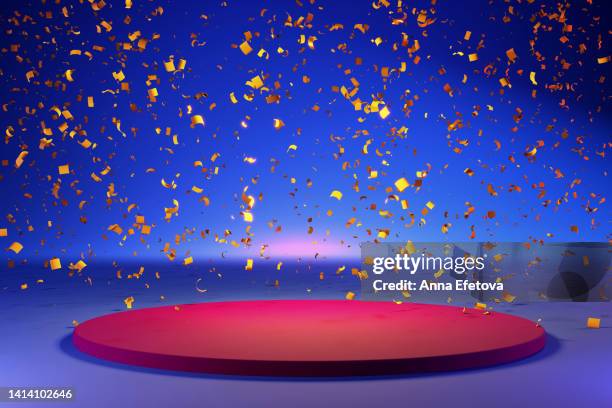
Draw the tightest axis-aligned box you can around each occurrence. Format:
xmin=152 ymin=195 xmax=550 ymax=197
xmin=73 ymin=300 xmax=545 ymax=376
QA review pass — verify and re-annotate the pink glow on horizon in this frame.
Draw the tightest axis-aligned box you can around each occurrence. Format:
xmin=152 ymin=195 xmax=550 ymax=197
xmin=249 ymin=239 xmax=359 ymax=259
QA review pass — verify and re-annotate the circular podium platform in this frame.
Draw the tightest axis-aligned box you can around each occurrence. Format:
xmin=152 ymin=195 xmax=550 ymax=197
xmin=73 ymin=300 xmax=545 ymax=376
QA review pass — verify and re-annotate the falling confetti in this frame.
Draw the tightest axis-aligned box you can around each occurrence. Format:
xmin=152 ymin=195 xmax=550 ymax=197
xmin=0 ymin=0 xmax=607 ymax=304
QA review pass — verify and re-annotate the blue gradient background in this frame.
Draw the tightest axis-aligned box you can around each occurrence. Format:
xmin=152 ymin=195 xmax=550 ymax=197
xmin=0 ymin=0 xmax=609 ymax=265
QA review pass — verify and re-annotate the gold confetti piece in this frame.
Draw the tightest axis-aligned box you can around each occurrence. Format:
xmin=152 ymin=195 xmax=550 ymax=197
xmin=468 ymin=53 xmax=478 ymax=62
xmin=163 ymin=199 xmax=180 ymax=220
xmin=239 ymin=41 xmax=253 ymax=55
xmin=273 ymin=118 xmax=285 ymax=129
xmin=112 ymin=70 xmax=125 ymax=82
xmin=257 ymin=49 xmax=269 ymax=59
xmin=362 ymin=139 xmax=372 ymax=154
xmin=100 ymin=20 xmax=112 ymax=32
xmin=464 ymin=31 xmax=472 ymax=40
xmin=487 ymin=183 xmax=498 ymax=196
xmin=475 ymin=302 xmax=487 ymax=310
xmin=506 ymin=48 xmax=517 ymax=62
xmin=229 ymin=92 xmax=238 ymax=104
xmin=161 ymin=178 xmax=177 ymax=189
xmin=164 ymin=59 xmax=176 ymax=72
xmin=26 ymin=70 xmax=36 ymax=82
xmin=65 ymin=69 xmax=75 ymax=82
xmin=15 ymin=151 xmax=28 ymax=169
xmin=379 ymin=105 xmax=390 ymax=119
xmin=190 ymin=115 xmax=205 ymax=128
xmin=245 ymin=258 xmax=253 ymax=271
xmin=502 ymin=292 xmax=516 ymax=303
xmin=80 ymin=139 xmax=92 ymax=149
xmin=69 ymin=260 xmax=87 ymax=272
xmin=587 ymin=317 xmax=600 ymax=329
xmin=394 ymin=177 xmax=409 ymax=192
xmin=242 ymin=212 xmax=254 ymax=222
xmin=443 ymin=83 xmax=453 ymax=95
xmin=330 ymin=190 xmax=343 ymax=200
xmin=8 ymin=242 xmax=23 ymax=254
xmin=345 ymin=291 xmax=356 ymax=300
xmin=148 ymin=88 xmax=159 ymax=101
xmin=246 ymin=75 xmax=264 ymax=89
xmin=286 ymin=144 xmax=298 ymax=153
xmin=108 ymin=224 xmax=123 ymax=235
xmin=0 ymin=228 xmax=7 ymax=237
xmin=404 ymin=241 xmax=416 ymax=255
xmin=183 ymin=256 xmax=193 ymax=265
xmin=58 ymin=164 xmax=70 ymax=175
xmin=20 ymin=283 xmax=28 ymax=290
xmin=124 ymin=296 xmax=135 ymax=309
xmin=354 ymin=23 xmax=369 ymax=33
xmin=308 ymin=36 xmax=317 ymax=49
xmin=49 ymin=257 xmax=62 ymax=270
xmin=597 ymin=56 xmax=610 ymax=64
xmin=529 ymin=71 xmax=538 ymax=85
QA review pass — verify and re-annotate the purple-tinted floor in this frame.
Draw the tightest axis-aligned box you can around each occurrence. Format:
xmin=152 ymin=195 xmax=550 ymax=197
xmin=1 ymin=264 xmax=610 ymax=407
